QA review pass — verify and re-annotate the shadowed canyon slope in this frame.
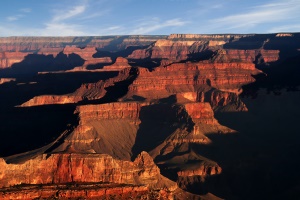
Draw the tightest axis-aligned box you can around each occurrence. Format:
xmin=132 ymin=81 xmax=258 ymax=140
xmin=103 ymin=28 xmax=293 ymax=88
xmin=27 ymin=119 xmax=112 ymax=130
xmin=0 ymin=33 xmax=300 ymax=199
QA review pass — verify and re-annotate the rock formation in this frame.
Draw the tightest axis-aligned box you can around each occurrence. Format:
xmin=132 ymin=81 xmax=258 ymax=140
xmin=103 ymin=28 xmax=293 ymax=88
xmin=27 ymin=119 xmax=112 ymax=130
xmin=1 ymin=33 xmax=300 ymax=199
xmin=19 ymin=65 xmax=135 ymax=107
xmin=0 ymin=152 xmax=196 ymax=199
xmin=0 ymin=152 xmax=175 ymax=189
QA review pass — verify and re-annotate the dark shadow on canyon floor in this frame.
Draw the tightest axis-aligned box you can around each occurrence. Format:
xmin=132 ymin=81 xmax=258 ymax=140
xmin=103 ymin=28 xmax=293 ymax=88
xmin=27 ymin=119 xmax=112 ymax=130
xmin=0 ymin=104 xmax=77 ymax=157
xmin=131 ymin=102 xmax=194 ymax=160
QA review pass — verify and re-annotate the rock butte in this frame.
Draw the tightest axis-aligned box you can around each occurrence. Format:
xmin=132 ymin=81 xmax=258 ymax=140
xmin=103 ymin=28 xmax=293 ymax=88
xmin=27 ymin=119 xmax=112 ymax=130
xmin=0 ymin=33 xmax=300 ymax=199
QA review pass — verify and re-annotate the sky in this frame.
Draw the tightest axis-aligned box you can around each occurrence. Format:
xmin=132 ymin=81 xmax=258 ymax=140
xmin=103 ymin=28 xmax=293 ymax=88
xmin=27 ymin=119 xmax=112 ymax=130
xmin=0 ymin=0 xmax=299 ymax=36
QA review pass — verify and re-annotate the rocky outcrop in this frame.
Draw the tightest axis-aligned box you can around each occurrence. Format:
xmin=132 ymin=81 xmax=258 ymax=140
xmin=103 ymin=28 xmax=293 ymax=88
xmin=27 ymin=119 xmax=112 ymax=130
xmin=147 ymin=102 xmax=233 ymax=185
xmin=183 ymin=102 xmax=235 ymax=134
xmin=260 ymin=49 xmax=280 ymax=63
xmin=76 ymin=102 xmax=143 ymax=124
xmin=212 ymin=49 xmax=256 ymax=63
xmin=198 ymin=89 xmax=248 ymax=111
xmin=151 ymin=39 xmax=209 ymax=61
xmin=212 ymin=49 xmax=280 ymax=64
xmin=0 ymin=152 xmax=176 ymax=189
xmin=184 ymin=103 xmax=218 ymax=125
xmin=0 ymin=152 xmax=181 ymax=199
xmin=0 ymin=51 xmax=29 ymax=69
xmin=63 ymin=46 xmax=98 ymax=60
xmin=125 ymin=61 xmax=260 ymax=102
xmin=62 ymin=45 xmax=113 ymax=71
xmin=101 ymin=57 xmax=131 ymax=71
xmin=37 ymin=47 xmax=63 ymax=57
xmin=177 ymin=163 xmax=222 ymax=177
xmin=0 ymin=78 xmax=15 ymax=84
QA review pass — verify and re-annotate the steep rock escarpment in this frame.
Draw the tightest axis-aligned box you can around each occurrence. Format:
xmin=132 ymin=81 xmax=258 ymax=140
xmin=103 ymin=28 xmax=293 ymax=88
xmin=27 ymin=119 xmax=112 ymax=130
xmin=0 ymin=152 xmax=175 ymax=189
xmin=0 ymin=152 xmax=189 ymax=199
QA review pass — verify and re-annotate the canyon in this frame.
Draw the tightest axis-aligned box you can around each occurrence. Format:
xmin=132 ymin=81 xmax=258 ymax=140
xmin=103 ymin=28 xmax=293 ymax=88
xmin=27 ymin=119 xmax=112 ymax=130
xmin=0 ymin=33 xmax=299 ymax=199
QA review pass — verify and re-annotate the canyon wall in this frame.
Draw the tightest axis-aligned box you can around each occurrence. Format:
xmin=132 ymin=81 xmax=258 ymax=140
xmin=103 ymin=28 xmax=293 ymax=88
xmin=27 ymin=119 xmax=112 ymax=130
xmin=0 ymin=152 xmax=175 ymax=189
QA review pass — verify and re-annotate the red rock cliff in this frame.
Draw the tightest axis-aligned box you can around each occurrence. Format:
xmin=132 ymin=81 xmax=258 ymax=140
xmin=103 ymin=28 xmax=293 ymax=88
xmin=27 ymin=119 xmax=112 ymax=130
xmin=126 ymin=61 xmax=260 ymax=101
xmin=0 ymin=152 xmax=176 ymax=190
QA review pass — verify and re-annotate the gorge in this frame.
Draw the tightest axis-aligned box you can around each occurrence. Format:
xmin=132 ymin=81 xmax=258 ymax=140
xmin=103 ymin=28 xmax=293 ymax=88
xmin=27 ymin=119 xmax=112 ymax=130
xmin=0 ymin=33 xmax=299 ymax=199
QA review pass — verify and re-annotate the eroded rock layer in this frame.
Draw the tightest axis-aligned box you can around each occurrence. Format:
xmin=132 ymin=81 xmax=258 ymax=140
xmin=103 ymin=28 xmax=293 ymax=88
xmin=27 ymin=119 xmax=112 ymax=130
xmin=0 ymin=152 xmax=202 ymax=199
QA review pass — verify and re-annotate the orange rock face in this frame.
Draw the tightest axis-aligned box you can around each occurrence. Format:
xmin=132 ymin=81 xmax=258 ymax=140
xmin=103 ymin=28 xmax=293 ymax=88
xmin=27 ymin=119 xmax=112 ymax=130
xmin=76 ymin=102 xmax=143 ymax=123
xmin=213 ymin=49 xmax=280 ymax=63
xmin=63 ymin=46 xmax=97 ymax=60
xmin=0 ymin=152 xmax=175 ymax=189
xmin=0 ymin=152 xmax=182 ymax=199
xmin=95 ymin=57 xmax=132 ymax=72
xmin=126 ymin=61 xmax=260 ymax=102
xmin=177 ymin=164 xmax=222 ymax=177
xmin=184 ymin=102 xmax=217 ymax=125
